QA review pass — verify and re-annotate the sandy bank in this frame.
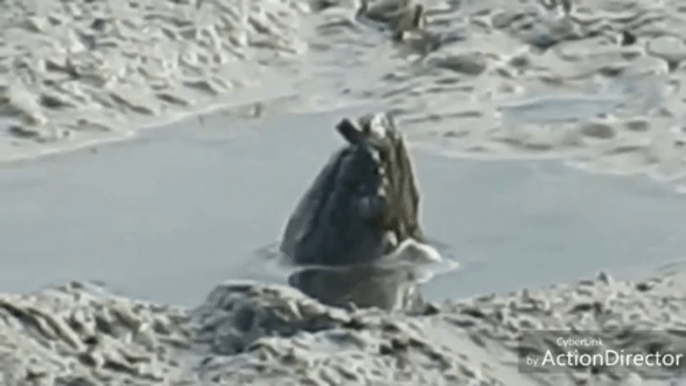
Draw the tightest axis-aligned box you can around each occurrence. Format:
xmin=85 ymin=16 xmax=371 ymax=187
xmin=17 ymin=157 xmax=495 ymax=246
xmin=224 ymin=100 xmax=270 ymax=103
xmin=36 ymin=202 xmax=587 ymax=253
xmin=5 ymin=0 xmax=686 ymax=185
xmin=0 ymin=0 xmax=308 ymax=161
xmin=1 ymin=266 xmax=685 ymax=385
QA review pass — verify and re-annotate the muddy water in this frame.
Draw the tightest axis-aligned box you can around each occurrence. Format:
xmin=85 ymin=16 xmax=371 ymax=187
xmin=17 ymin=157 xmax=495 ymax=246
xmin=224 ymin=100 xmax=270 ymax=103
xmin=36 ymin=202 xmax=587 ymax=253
xmin=1 ymin=106 xmax=685 ymax=306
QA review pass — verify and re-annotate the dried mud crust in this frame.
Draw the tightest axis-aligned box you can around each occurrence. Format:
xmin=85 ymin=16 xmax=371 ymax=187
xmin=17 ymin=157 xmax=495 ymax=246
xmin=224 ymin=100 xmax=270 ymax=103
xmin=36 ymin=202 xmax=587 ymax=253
xmin=2 ymin=269 xmax=686 ymax=385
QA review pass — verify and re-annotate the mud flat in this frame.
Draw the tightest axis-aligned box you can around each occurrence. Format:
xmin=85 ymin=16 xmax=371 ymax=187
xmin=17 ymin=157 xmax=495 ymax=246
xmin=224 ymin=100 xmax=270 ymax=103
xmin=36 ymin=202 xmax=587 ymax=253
xmin=5 ymin=0 xmax=686 ymax=186
xmin=0 ymin=0 xmax=308 ymax=161
xmin=2 ymin=266 xmax=686 ymax=386
xmin=4 ymin=0 xmax=686 ymax=384
xmin=300 ymin=0 xmax=686 ymax=186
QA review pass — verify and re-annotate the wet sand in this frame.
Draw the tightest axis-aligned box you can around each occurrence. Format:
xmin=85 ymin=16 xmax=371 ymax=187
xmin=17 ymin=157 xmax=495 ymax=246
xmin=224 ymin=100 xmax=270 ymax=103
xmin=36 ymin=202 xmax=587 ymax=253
xmin=2 ymin=107 xmax=685 ymax=308
xmin=5 ymin=0 xmax=686 ymax=186
xmin=0 ymin=0 xmax=308 ymax=160
xmin=3 ymin=259 xmax=686 ymax=385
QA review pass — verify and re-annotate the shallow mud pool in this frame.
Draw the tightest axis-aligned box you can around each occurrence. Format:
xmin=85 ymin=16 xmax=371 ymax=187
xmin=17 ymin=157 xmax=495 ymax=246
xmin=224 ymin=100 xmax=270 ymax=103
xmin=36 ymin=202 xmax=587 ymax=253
xmin=1 ymin=106 xmax=685 ymax=308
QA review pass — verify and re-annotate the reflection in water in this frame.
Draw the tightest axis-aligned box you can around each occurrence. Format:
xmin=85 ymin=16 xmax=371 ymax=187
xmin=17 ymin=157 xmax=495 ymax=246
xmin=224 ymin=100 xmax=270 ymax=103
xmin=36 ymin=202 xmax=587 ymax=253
xmin=286 ymin=238 xmax=459 ymax=312
xmin=253 ymin=238 xmax=459 ymax=311
xmin=288 ymin=264 xmax=424 ymax=311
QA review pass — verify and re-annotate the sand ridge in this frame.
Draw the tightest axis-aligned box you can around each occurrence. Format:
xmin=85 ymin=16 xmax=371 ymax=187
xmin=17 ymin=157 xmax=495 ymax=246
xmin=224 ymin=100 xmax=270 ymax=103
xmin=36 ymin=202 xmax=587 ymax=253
xmin=2 ymin=269 xmax=686 ymax=385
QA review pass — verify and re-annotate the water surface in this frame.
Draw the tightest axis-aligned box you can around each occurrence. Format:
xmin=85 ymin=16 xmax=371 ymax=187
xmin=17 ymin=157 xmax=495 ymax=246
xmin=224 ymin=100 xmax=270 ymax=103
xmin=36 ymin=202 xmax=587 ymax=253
xmin=0 ymin=108 xmax=684 ymax=305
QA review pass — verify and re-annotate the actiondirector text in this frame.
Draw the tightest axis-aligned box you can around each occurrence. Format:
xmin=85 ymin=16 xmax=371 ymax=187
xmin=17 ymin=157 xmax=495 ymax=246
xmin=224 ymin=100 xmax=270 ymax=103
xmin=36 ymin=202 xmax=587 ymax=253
xmin=527 ymin=350 xmax=683 ymax=367
xmin=525 ymin=337 xmax=683 ymax=368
